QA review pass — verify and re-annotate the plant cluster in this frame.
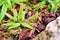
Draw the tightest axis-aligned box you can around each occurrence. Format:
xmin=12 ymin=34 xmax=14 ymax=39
xmin=0 ymin=0 xmax=60 ymax=29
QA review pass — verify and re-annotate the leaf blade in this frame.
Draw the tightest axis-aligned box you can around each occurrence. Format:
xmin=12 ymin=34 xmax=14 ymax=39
xmin=8 ymin=23 xmax=20 ymax=29
xmin=20 ymin=22 xmax=32 ymax=29
xmin=34 ymin=1 xmax=46 ymax=10
xmin=22 ymin=9 xmax=28 ymax=21
xmin=6 ymin=13 xmax=16 ymax=21
xmin=0 ymin=4 xmax=7 ymax=23
xmin=0 ymin=0 xmax=5 ymax=6
xmin=4 ymin=21 xmax=15 ymax=27
xmin=27 ymin=12 xmax=38 ymax=21
xmin=18 ymin=4 xmax=23 ymax=21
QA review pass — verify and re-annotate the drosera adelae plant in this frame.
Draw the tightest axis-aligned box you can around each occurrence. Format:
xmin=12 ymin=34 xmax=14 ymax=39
xmin=0 ymin=0 xmax=59 ymax=29
xmin=0 ymin=0 xmax=59 ymax=23
xmin=0 ymin=0 xmax=27 ymax=23
xmin=0 ymin=0 xmax=38 ymax=29
xmin=48 ymin=0 xmax=60 ymax=12
xmin=33 ymin=0 xmax=60 ymax=12
xmin=4 ymin=3 xmax=38 ymax=29
xmin=33 ymin=0 xmax=46 ymax=10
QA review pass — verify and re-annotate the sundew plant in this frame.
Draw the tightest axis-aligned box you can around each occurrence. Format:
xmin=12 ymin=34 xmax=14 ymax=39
xmin=0 ymin=0 xmax=60 ymax=29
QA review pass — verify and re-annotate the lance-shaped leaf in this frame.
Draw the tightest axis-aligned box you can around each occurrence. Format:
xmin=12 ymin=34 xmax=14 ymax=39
xmin=0 ymin=0 xmax=5 ymax=6
xmin=27 ymin=12 xmax=38 ymax=21
xmin=8 ymin=23 xmax=20 ymax=29
xmin=6 ymin=0 xmax=18 ymax=19
xmin=13 ymin=9 xmax=17 ymax=21
xmin=20 ymin=22 xmax=32 ymax=29
xmin=48 ymin=0 xmax=59 ymax=12
xmin=11 ymin=0 xmax=27 ymax=4
xmin=19 ymin=0 xmax=27 ymax=2
xmin=51 ymin=3 xmax=56 ymax=12
xmin=6 ymin=13 xmax=16 ymax=21
xmin=10 ymin=0 xmax=18 ymax=4
xmin=22 ymin=8 xmax=28 ymax=21
xmin=6 ymin=0 xmax=12 ymax=9
xmin=34 ymin=0 xmax=46 ymax=10
xmin=0 ymin=4 xmax=7 ymax=23
xmin=18 ymin=4 xmax=23 ymax=21
xmin=51 ymin=0 xmax=59 ymax=12
xmin=4 ymin=21 xmax=15 ymax=27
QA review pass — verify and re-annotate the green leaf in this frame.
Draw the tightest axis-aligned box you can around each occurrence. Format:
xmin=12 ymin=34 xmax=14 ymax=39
xmin=6 ymin=0 xmax=11 ymax=5
xmin=18 ymin=4 xmax=23 ymax=21
xmin=6 ymin=13 xmax=16 ymax=21
xmin=6 ymin=0 xmax=12 ymax=7
xmin=48 ymin=0 xmax=59 ymax=12
xmin=19 ymin=0 xmax=27 ymax=2
xmin=20 ymin=22 xmax=32 ymax=29
xmin=6 ymin=0 xmax=18 ymax=19
xmin=52 ymin=0 xmax=59 ymax=12
xmin=0 ymin=4 xmax=7 ymax=23
xmin=53 ymin=0 xmax=59 ymax=5
xmin=51 ymin=3 xmax=56 ymax=12
xmin=8 ymin=23 xmax=20 ymax=29
xmin=48 ymin=5 xmax=51 ymax=9
xmin=27 ymin=12 xmax=38 ymax=21
xmin=10 ymin=0 xmax=18 ymax=4
xmin=4 ymin=21 xmax=15 ymax=27
xmin=0 ymin=0 xmax=5 ymax=6
xmin=6 ymin=0 xmax=13 ymax=11
xmin=11 ymin=0 xmax=27 ymax=4
xmin=34 ymin=1 xmax=46 ymax=10
xmin=13 ymin=9 xmax=17 ymax=21
xmin=22 ymin=9 xmax=28 ymax=21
